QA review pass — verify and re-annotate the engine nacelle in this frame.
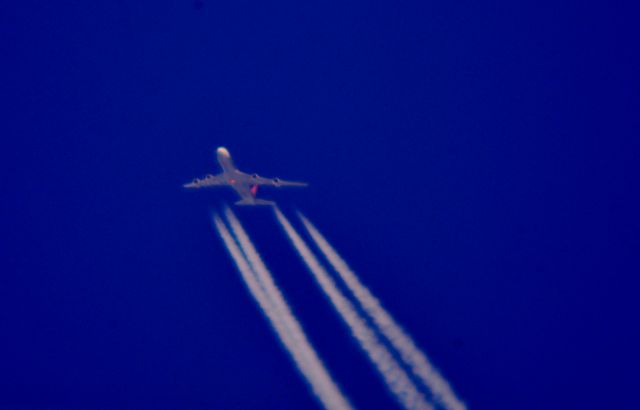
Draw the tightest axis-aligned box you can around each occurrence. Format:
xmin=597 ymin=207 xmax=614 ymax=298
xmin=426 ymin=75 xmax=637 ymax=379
xmin=273 ymin=177 xmax=281 ymax=186
xmin=252 ymin=173 xmax=259 ymax=179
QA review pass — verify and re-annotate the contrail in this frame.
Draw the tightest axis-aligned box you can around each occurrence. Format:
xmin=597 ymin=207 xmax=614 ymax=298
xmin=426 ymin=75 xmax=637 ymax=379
xmin=221 ymin=207 xmax=352 ymax=410
xmin=212 ymin=213 xmax=352 ymax=410
xmin=274 ymin=207 xmax=433 ymax=410
xmin=298 ymin=213 xmax=467 ymax=410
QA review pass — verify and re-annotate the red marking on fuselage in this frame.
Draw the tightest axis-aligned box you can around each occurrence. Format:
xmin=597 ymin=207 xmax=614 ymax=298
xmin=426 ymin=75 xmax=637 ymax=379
xmin=229 ymin=179 xmax=236 ymax=184
xmin=250 ymin=184 xmax=259 ymax=197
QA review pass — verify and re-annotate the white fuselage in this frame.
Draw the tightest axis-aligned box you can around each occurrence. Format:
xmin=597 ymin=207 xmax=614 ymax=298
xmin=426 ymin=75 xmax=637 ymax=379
xmin=217 ymin=147 xmax=237 ymax=176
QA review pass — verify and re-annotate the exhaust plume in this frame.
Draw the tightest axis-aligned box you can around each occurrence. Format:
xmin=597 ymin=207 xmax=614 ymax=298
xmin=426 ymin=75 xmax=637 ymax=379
xmin=273 ymin=207 xmax=433 ymax=410
xmin=212 ymin=213 xmax=352 ymax=410
xmin=298 ymin=213 xmax=466 ymax=410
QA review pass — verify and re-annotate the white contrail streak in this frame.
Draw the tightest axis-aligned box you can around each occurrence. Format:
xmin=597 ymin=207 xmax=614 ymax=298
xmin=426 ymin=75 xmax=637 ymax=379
xmin=212 ymin=213 xmax=352 ymax=410
xmin=273 ymin=207 xmax=433 ymax=410
xmin=221 ymin=207 xmax=352 ymax=410
xmin=298 ymin=213 xmax=466 ymax=410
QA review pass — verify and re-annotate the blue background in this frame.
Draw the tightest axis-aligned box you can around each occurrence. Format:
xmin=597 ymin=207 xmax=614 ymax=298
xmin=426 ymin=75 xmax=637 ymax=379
xmin=1 ymin=1 xmax=638 ymax=409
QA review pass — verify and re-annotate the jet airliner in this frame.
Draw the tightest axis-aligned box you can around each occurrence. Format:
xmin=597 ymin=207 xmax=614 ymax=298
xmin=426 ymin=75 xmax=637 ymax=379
xmin=183 ymin=147 xmax=307 ymax=206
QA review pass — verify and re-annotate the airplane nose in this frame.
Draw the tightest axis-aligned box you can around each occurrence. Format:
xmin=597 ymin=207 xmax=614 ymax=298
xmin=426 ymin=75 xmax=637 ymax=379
xmin=217 ymin=147 xmax=230 ymax=158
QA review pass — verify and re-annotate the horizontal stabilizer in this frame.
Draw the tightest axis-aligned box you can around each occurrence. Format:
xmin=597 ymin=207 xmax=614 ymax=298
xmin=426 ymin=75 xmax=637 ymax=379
xmin=235 ymin=199 xmax=276 ymax=206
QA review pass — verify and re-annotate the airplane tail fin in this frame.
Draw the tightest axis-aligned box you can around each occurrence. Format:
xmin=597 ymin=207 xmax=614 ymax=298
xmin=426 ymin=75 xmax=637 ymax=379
xmin=235 ymin=199 xmax=276 ymax=206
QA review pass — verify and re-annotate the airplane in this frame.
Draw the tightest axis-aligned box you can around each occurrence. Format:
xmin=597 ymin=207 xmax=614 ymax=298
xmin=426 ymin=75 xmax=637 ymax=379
xmin=183 ymin=147 xmax=308 ymax=206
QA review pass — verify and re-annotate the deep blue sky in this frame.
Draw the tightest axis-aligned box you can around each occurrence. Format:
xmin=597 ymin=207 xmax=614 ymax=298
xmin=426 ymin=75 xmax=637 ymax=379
xmin=1 ymin=1 xmax=638 ymax=409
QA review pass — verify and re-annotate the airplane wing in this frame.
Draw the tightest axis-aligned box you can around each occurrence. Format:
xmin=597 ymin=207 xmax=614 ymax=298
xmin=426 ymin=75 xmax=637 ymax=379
xmin=249 ymin=175 xmax=308 ymax=187
xmin=183 ymin=174 xmax=227 ymax=189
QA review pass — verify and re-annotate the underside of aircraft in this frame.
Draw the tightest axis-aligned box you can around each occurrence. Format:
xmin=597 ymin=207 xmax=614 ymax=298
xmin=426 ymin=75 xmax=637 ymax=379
xmin=183 ymin=147 xmax=307 ymax=205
